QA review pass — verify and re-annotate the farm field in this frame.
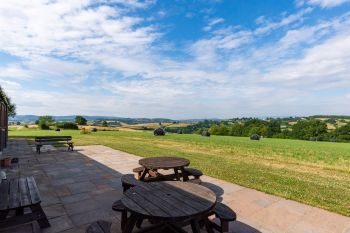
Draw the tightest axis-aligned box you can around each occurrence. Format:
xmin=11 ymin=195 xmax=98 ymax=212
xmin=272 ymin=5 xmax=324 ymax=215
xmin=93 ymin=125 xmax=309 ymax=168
xmin=9 ymin=128 xmax=350 ymax=217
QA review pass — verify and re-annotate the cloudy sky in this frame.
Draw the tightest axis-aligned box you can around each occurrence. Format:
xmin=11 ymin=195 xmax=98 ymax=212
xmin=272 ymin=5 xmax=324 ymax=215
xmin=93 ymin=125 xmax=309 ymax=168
xmin=1 ymin=0 xmax=350 ymax=119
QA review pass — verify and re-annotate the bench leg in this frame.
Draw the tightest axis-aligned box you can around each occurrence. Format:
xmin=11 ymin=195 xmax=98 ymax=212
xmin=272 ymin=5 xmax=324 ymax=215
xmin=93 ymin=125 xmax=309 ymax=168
xmin=122 ymin=213 xmax=138 ymax=233
xmin=68 ymin=143 xmax=74 ymax=151
xmin=121 ymin=210 xmax=128 ymax=230
xmin=190 ymin=219 xmax=201 ymax=233
xmin=204 ymin=219 xmax=215 ymax=233
xmin=30 ymin=204 xmax=50 ymax=228
xmin=221 ymin=220 xmax=229 ymax=232
xmin=36 ymin=145 xmax=41 ymax=154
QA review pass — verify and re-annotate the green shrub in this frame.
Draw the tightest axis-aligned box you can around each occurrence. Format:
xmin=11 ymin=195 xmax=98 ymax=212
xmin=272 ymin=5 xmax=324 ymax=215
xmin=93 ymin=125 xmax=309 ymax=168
xmin=39 ymin=122 xmax=50 ymax=130
xmin=55 ymin=122 xmax=78 ymax=130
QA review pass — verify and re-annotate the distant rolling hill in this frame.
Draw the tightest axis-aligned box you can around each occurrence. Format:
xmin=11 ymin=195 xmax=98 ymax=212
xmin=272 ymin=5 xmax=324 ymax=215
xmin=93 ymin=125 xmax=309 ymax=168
xmin=9 ymin=115 xmax=178 ymax=124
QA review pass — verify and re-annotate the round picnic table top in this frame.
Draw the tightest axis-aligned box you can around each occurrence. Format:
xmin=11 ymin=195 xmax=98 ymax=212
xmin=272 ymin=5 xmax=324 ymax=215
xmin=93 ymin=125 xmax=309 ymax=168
xmin=139 ymin=157 xmax=190 ymax=170
xmin=121 ymin=181 xmax=217 ymax=220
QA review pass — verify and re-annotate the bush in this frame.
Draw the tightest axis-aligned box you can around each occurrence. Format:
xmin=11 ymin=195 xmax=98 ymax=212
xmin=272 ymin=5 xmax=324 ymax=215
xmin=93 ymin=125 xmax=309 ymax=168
xmin=39 ymin=122 xmax=50 ymax=130
xmin=55 ymin=122 xmax=78 ymax=130
xmin=90 ymin=128 xmax=97 ymax=132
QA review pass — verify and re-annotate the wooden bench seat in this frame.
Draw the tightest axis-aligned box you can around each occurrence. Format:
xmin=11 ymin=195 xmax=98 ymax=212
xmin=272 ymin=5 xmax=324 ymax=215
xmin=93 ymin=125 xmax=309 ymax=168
xmin=184 ymin=168 xmax=203 ymax=179
xmin=209 ymin=202 xmax=237 ymax=232
xmin=86 ymin=220 xmax=111 ymax=233
xmin=132 ymin=167 xmax=144 ymax=179
xmin=35 ymin=136 xmax=74 ymax=154
xmin=0 ymin=177 xmax=50 ymax=229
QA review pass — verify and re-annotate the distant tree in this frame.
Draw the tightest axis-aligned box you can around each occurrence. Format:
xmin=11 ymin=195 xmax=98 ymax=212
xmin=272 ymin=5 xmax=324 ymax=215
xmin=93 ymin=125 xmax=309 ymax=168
xmin=267 ymin=120 xmax=281 ymax=137
xmin=102 ymin=120 xmax=108 ymax=127
xmin=0 ymin=85 xmax=16 ymax=117
xmin=75 ymin=115 xmax=87 ymax=125
xmin=55 ymin=122 xmax=79 ymax=130
xmin=292 ymin=120 xmax=327 ymax=140
xmin=209 ymin=125 xmax=220 ymax=135
xmin=16 ymin=121 xmax=21 ymax=125
xmin=229 ymin=123 xmax=243 ymax=136
xmin=334 ymin=123 xmax=350 ymax=141
xmin=218 ymin=124 xmax=229 ymax=135
xmin=249 ymin=126 xmax=260 ymax=136
xmin=38 ymin=116 xmax=55 ymax=130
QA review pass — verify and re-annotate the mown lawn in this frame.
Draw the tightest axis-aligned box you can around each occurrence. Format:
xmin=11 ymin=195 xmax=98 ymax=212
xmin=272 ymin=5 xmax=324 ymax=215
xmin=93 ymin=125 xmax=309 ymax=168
xmin=9 ymin=128 xmax=350 ymax=216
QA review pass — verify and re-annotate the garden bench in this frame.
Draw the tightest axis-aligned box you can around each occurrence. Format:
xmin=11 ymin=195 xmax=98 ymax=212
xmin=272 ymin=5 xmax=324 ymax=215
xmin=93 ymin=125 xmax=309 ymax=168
xmin=86 ymin=220 xmax=111 ymax=233
xmin=112 ymin=200 xmax=128 ymax=230
xmin=183 ymin=168 xmax=203 ymax=179
xmin=132 ymin=167 xmax=144 ymax=179
xmin=209 ymin=202 xmax=237 ymax=232
xmin=35 ymin=136 xmax=73 ymax=154
xmin=0 ymin=177 xmax=50 ymax=230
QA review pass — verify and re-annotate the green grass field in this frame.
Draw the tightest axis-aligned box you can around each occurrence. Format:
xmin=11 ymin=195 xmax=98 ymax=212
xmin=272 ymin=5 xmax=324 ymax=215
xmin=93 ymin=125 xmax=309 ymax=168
xmin=9 ymin=128 xmax=350 ymax=217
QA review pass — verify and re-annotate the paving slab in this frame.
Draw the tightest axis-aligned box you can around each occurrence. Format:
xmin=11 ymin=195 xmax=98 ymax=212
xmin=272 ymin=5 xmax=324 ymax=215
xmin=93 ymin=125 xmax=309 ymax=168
xmin=0 ymin=139 xmax=349 ymax=233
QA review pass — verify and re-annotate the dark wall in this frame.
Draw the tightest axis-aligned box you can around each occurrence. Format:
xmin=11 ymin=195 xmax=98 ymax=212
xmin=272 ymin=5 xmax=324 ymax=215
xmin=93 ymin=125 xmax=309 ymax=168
xmin=0 ymin=100 xmax=8 ymax=152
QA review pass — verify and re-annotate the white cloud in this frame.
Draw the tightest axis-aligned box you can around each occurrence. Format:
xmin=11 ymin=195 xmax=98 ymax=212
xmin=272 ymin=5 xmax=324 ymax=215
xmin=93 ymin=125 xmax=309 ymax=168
xmin=1 ymin=2 xmax=350 ymax=118
xmin=203 ymin=18 xmax=225 ymax=31
xmin=297 ymin=0 xmax=350 ymax=8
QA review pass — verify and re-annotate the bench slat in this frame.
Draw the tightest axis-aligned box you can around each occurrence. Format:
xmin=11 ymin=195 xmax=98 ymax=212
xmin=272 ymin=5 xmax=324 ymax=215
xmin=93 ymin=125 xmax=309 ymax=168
xmin=19 ymin=178 xmax=31 ymax=207
xmin=27 ymin=177 xmax=41 ymax=205
xmin=0 ymin=180 xmax=10 ymax=210
xmin=9 ymin=179 xmax=20 ymax=209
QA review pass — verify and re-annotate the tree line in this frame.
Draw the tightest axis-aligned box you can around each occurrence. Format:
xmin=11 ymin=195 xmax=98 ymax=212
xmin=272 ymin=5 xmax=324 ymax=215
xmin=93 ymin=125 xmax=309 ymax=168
xmin=168 ymin=119 xmax=350 ymax=142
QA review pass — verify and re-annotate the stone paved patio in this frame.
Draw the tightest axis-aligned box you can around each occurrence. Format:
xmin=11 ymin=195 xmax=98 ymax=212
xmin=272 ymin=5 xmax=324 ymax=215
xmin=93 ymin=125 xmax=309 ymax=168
xmin=0 ymin=139 xmax=349 ymax=233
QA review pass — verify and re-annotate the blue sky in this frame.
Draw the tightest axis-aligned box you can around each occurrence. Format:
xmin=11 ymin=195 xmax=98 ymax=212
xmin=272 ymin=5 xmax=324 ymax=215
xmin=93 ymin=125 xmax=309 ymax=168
xmin=1 ymin=0 xmax=350 ymax=119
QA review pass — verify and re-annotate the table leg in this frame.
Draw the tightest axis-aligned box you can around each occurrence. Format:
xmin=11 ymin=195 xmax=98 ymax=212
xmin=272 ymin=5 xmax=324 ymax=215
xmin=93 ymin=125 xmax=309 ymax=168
xmin=180 ymin=167 xmax=189 ymax=181
xmin=122 ymin=213 xmax=138 ymax=233
xmin=174 ymin=168 xmax=180 ymax=181
xmin=139 ymin=168 xmax=149 ymax=181
xmin=190 ymin=219 xmax=201 ymax=233
xmin=204 ymin=218 xmax=215 ymax=233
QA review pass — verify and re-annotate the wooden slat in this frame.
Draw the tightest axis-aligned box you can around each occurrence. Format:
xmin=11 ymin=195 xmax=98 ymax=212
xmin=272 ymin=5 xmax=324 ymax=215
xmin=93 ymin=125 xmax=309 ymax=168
xmin=0 ymin=180 xmax=10 ymax=210
xmin=124 ymin=188 xmax=169 ymax=217
xmin=26 ymin=177 xmax=41 ymax=204
xmin=137 ymin=183 xmax=194 ymax=217
xmin=19 ymin=178 xmax=30 ymax=207
xmin=8 ymin=179 xmax=20 ymax=209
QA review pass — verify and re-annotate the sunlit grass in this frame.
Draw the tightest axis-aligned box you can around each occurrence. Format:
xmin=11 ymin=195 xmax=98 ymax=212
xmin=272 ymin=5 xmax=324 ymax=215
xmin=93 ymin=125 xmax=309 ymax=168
xmin=9 ymin=128 xmax=350 ymax=216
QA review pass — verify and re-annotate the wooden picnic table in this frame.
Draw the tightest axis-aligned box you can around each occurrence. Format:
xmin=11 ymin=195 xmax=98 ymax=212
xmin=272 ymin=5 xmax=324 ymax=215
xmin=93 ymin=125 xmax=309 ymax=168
xmin=138 ymin=157 xmax=190 ymax=181
xmin=0 ymin=177 xmax=50 ymax=229
xmin=121 ymin=181 xmax=217 ymax=233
